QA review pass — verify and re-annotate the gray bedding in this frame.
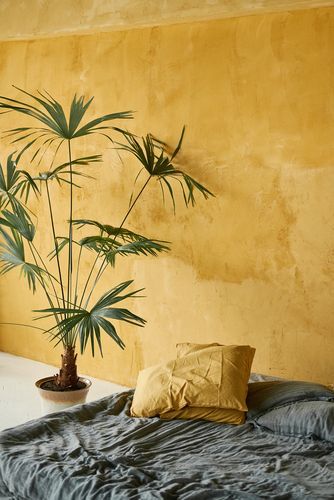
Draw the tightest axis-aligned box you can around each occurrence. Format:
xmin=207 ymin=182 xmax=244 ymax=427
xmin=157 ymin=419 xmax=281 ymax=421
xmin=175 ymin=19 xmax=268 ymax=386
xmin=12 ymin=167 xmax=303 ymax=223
xmin=1 ymin=389 xmax=334 ymax=499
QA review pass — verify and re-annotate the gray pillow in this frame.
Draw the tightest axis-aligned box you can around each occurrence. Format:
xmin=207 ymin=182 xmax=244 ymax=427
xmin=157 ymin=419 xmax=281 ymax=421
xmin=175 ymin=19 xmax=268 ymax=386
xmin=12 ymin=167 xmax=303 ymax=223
xmin=254 ymin=401 xmax=334 ymax=443
xmin=247 ymin=380 xmax=334 ymax=419
xmin=246 ymin=380 xmax=334 ymax=443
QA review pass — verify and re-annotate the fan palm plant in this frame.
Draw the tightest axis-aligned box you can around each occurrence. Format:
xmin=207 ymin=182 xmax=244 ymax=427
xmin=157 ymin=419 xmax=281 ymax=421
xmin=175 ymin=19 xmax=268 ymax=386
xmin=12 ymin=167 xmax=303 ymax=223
xmin=0 ymin=88 xmax=213 ymax=392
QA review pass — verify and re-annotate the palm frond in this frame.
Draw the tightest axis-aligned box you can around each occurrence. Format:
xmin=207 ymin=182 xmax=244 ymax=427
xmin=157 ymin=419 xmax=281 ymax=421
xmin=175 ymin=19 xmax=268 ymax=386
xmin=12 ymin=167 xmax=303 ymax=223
xmin=0 ymin=155 xmax=27 ymax=200
xmin=35 ymin=280 xmax=145 ymax=355
xmin=0 ymin=154 xmax=17 ymax=207
xmin=47 ymin=236 xmax=81 ymax=260
xmin=0 ymin=227 xmax=43 ymax=292
xmin=34 ymin=155 xmax=102 ymax=186
xmin=68 ymin=94 xmax=94 ymax=137
xmin=72 ymin=111 xmax=134 ymax=139
xmin=0 ymin=88 xmax=134 ymax=147
xmin=16 ymin=169 xmax=40 ymax=202
xmin=72 ymin=219 xmax=153 ymax=243
xmin=117 ymin=128 xmax=214 ymax=209
xmin=53 ymin=154 xmax=102 ymax=170
xmin=0 ymin=89 xmax=65 ymax=136
xmin=80 ymin=235 xmax=170 ymax=266
xmin=3 ymin=126 xmax=50 ymax=139
xmin=0 ymin=203 xmax=35 ymax=241
xmin=5 ymin=153 xmax=20 ymax=188
xmin=0 ymin=154 xmax=39 ymax=210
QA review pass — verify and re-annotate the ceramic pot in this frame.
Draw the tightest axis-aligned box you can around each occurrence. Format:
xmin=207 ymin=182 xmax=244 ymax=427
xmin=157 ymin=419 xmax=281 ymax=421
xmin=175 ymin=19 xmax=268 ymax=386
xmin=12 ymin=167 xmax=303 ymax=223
xmin=35 ymin=376 xmax=91 ymax=415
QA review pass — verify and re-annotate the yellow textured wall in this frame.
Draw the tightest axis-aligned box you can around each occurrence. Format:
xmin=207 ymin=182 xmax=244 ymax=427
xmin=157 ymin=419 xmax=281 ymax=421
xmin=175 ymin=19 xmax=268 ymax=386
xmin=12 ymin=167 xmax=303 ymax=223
xmin=0 ymin=7 xmax=334 ymax=386
xmin=1 ymin=0 xmax=334 ymax=39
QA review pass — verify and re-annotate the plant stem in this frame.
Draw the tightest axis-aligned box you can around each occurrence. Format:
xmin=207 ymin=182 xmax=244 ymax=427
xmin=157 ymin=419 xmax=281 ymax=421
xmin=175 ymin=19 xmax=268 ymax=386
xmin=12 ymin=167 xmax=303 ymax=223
xmin=31 ymin=241 xmax=62 ymax=311
xmin=28 ymin=241 xmax=63 ymax=335
xmin=45 ymin=180 xmax=66 ymax=311
xmin=8 ymin=196 xmax=61 ymax=317
xmin=67 ymin=140 xmax=74 ymax=315
xmin=74 ymin=245 xmax=83 ymax=307
xmin=55 ymin=345 xmax=79 ymax=389
xmin=81 ymin=174 xmax=152 ymax=309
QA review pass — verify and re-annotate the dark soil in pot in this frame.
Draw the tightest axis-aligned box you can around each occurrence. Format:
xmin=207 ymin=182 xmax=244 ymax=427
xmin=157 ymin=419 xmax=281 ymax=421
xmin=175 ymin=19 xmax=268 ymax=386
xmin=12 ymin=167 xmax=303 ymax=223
xmin=41 ymin=379 xmax=87 ymax=392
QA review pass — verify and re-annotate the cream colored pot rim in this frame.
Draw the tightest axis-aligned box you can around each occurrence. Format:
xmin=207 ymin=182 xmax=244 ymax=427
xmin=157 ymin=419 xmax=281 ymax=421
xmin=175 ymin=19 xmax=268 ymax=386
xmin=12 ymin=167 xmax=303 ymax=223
xmin=35 ymin=376 xmax=92 ymax=393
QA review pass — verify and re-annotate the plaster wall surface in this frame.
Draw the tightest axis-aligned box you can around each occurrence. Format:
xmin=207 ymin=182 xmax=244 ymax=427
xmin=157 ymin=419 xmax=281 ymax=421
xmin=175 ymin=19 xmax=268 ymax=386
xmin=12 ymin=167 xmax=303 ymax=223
xmin=0 ymin=0 xmax=334 ymax=39
xmin=0 ymin=7 xmax=333 ymax=386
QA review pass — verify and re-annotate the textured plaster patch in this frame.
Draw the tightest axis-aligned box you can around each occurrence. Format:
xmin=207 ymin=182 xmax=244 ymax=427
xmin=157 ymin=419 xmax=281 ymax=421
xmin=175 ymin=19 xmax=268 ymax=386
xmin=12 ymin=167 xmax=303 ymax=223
xmin=1 ymin=1 xmax=334 ymax=39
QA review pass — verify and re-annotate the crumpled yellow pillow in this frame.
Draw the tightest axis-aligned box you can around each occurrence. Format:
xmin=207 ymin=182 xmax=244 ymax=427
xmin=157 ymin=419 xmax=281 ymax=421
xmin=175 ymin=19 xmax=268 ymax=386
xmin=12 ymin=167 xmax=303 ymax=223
xmin=131 ymin=345 xmax=255 ymax=419
xmin=160 ymin=406 xmax=245 ymax=425
xmin=176 ymin=342 xmax=222 ymax=358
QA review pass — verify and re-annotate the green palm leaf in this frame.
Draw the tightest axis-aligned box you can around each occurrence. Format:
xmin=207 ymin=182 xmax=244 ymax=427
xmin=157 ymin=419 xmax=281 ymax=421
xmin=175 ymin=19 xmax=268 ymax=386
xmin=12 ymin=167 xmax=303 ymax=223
xmin=73 ymin=219 xmax=156 ymax=243
xmin=72 ymin=111 xmax=133 ymax=139
xmin=16 ymin=170 xmax=40 ymax=203
xmin=0 ymin=90 xmax=65 ymax=136
xmin=117 ymin=128 xmax=214 ymax=210
xmin=80 ymin=235 xmax=170 ymax=266
xmin=34 ymin=155 xmax=102 ymax=186
xmin=52 ymin=154 xmax=103 ymax=171
xmin=0 ymin=227 xmax=44 ymax=292
xmin=0 ymin=88 xmax=134 ymax=147
xmin=68 ymin=95 xmax=93 ymax=137
xmin=47 ymin=236 xmax=81 ymax=260
xmin=0 ymin=203 xmax=35 ymax=241
xmin=0 ymin=154 xmax=39 ymax=209
xmin=0 ymin=154 xmax=18 ymax=207
xmin=35 ymin=280 xmax=146 ymax=355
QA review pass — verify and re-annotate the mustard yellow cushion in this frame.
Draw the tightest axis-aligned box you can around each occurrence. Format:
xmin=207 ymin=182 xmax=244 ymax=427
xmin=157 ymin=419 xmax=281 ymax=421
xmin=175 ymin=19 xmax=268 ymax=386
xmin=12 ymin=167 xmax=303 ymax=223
xmin=130 ymin=345 xmax=255 ymax=418
xmin=160 ymin=406 xmax=245 ymax=425
xmin=176 ymin=342 xmax=222 ymax=357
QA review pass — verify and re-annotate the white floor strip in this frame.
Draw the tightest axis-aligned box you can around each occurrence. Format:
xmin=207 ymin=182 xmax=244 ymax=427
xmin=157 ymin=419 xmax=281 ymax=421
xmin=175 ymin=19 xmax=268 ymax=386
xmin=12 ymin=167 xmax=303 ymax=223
xmin=0 ymin=351 xmax=128 ymax=431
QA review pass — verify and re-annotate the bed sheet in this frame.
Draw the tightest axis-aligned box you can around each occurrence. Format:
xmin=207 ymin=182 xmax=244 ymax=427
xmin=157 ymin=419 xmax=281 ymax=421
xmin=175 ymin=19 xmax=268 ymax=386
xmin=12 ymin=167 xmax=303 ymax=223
xmin=1 ymin=390 xmax=334 ymax=499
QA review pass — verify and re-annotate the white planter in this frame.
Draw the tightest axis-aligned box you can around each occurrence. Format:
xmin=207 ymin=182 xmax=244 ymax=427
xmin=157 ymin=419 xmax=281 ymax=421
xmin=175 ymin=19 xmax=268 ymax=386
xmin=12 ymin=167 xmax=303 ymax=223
xmin=35 ymin=376 xmax=91 ymax=415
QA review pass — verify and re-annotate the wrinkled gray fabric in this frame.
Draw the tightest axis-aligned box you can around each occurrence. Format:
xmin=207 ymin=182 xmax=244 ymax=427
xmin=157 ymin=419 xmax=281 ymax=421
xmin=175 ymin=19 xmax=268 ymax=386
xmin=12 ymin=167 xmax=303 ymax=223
xmin=254 ymin=400 xmax=334 ymax=443
xmin=1 ymin=391 xmax=334 ymax=499
xmin=247 ymin=381 xmax=334 ymax=419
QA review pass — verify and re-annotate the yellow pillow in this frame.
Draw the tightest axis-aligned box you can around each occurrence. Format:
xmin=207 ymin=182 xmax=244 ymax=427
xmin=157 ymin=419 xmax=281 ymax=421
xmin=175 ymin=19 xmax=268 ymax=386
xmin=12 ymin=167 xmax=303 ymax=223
xmin=131 ymin=344 xmax=255 ymax=418
xmin=160 ymin=406 xmax=245 ymax=425
xmin=176 ymin=343 xmax=254 ymax=384
xmin=176 ymin=342 xmax=222 ymax=357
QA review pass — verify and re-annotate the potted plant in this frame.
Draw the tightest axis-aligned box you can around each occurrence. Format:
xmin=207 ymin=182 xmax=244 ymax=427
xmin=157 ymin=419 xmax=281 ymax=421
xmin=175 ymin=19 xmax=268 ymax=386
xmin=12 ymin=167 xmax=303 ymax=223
xmin=0 ymin=88 xmax=213 ymax=413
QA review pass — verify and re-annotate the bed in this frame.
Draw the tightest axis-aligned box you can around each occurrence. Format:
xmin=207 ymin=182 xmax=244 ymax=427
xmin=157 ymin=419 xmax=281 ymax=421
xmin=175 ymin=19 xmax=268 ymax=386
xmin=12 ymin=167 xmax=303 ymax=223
xmin=0 ymin=373 xmax=334 ymax=499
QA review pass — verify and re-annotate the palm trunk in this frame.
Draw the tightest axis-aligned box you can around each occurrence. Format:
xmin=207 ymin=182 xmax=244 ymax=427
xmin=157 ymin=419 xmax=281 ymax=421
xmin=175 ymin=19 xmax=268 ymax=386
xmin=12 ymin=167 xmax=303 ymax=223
xmin=55 ymin=346 xmax=79 ymax=389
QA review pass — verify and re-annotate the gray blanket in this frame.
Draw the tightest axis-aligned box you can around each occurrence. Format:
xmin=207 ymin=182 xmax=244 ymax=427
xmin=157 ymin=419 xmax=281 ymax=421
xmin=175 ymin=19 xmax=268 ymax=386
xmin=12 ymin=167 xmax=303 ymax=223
xmin=0 ymin=390 xmax=334 ymax=499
